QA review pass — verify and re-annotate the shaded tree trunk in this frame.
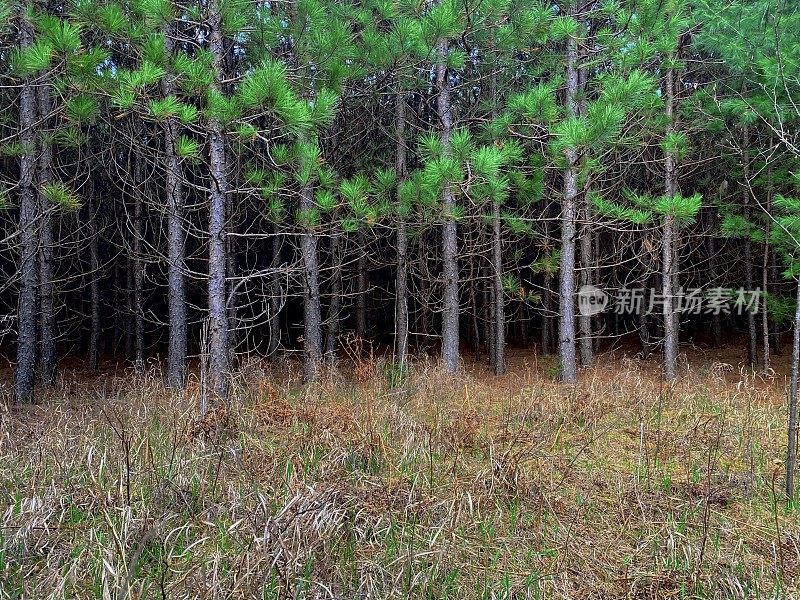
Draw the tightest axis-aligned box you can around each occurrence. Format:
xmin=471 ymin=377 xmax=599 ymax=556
xmin=37 ymin=80 xmax=56 ymax=386
xmin=771 ymin=251 xmax=782 ymax=354
xmin=492 ymin=199 xmax=505 ymax=375
xmin=578 ymin=197 xmax=593 ymax=366
xmin=15 ymin=4 xmax=38 ymax=403
xmin=88 ymin=194 xmax=101 ymax=371
xmin=762 ymin=241 xmax=770 ymax=373
xmin=742 ymin=125 xmax=757 ymax=367
xmin=126 ymin=255 xmax=134 ymax=358
xmin=542 ymin=273 xmax=552 ymax=355
xmin=355 ymin=228 xmax=367 ymax=340
xmin=395 ymin=89 xmax=409 ymax=368
xmin=707 ymin=207 xmax=723 ymax=348
xmin=469 ymin=254 xmax=480 ymax=361
xmin=267 ymin=229 xmax=282 ymax=358
xmin=786 ymin=278 xmax=800 ymax=498
xmin=419 ymin=235 xmax=431 ymax=348
xmin=485 ymin=271 xmax=495 ymax=364
xmin=325 ymin=232 xmax=342 ymax=360
xmin=163 ymin=25 xmax=187 ymax=389
xmin=133 ymin=147 xmax=145 ymax=371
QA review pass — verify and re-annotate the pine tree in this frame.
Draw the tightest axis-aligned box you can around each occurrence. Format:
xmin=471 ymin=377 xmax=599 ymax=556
xmin=13 ymin=0 xmax=38 ymax=402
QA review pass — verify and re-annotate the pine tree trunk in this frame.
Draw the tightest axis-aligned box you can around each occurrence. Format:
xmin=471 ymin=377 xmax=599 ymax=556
xmin=436 ymin=38 xmax=459 ymax=373
xmin=300 ymin=184 xmax=323 ymax=382
xmin=226 ymin=192 xmax=238 ymax=358
xmin=540 ymin=216 xmax=551 ymax=356
xmin=578 ymin=196 xmax=593 ymax=366
xmin=762 ymin=241 xmax=770 ymax=373
xmin=558 ymin=15 xmax=579 ymax=383
xmin=88 ymin=195 xmax=101 ymax=371
xmin=742 ymin=125 xmax=757 ymax=367
xmin=207 ymin=4 xmax=230 ymax=402
xmin=663 ymin=67 xmax=678 ymax=381
xmin=113 ymin=259 xmax=123 ymax=356
xmin=126 ymin=256 xmax=134 ymax=358
xmin=639 ymin=304 xmax=650 ymax=358
xmin=707 ymin=208 xmax=723 ymax=348
xmin=355 ymin=228 xmax=367 ymax=340
xmin=492 ymin=200 xmax=505 ymax=375
xmin=786 ymin=278 xmax=800 ymax=498
xmin=485 ymin=273 xmax=495 ymax=364
xmin=761 ymin=153 xmax=772 ymax=373
xmin=267 ymin=229 xmax=282 ymax=358
xmin=15 ymin=4 xmax=38 ymax=403
xmin=542 ymin=273 xmax=551 ymax=356
xmin=37 ymin=80 xmax=56 ymax=387
xmin=133 ymin=148 xmax=145 ymax=371
xmin=662 ymin=224 xmax=678 ymax=380
xmin=395 ymin=89 xmax=409 ymax=368
xmin=771 ymin=251 xmax=782 ymax=354
xmin=325 ymin=232 xmax=341 ymax=360
xmin=469 ymin=255 xmax=480 ymax=361
xmin=163 ymin=26 xmax=187 ymax=389
xmin=419 ymin=236 xmax=431 ymax=348
xmin=576 ymin=35 xmax=593 ymax=368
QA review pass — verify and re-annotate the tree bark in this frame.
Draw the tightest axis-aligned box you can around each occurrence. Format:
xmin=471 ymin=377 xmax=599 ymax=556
xmin=663 ymin=67 xmax=678 ymax=381
xmin=492 ymin=199 xmax=506 ymax=375
xmin=559 ymin=14 xmax=579 ymax=383
xmin=300 ymin=183 xmax=323 ymax=382
xmin=126 ymin=255 xmax=134 ymax=358
xmin=226 ymin=191 xmax=238 ymax=358
xmin=395 ymin=89 xmax=409 ymax=368
xmin=267 ymin=229 xmax=282 ymax=358
xmin=419 ymin=236 xmax=431 ymax=348
xmin=207 ymin=3 xmax=230 ymax=402
xmin=576 ymin=32 xmax=593 ymax=368
xmin=163 ymin=24 xmax=187 ymax=389
xmin=325 ymin=232 xmax=342 ymax=360
xmin=355 ymin=228 xmax=367 ymax=340
xmin=786 ymin=278 xmax=800 ymax=498
xmin=436 ymin=38 xmax=459 ymax=373
xmin=485 ymin=271 xmax=495 ymax=364
xmin=88 ymin=194 xmax=101 ymax=371
xmin=707 ymin=207 xmax=723 ymax=348
xmin=133 ymin=146 xmax=145 ymax=371
xmin=771 ymin=251 xmax=782 ymax=354
xmin=762 ymin=241 xmax=771 ymax=373
xmin=37 ymin=80 xmax=56 ymax=386
xmin=742 ymin=125 xmax=757 ymax=367
xmin=578 ymin=196 xmax=593 ymax=366
xmin=15 ymin=4 xmax=38 ymax=403
xmin=542 ymin=272 xmax=551 ymax=355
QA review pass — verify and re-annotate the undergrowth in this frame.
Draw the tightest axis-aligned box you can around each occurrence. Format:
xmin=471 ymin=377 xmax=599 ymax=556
xmin=0 ymin=353 xmax=798 ymax=598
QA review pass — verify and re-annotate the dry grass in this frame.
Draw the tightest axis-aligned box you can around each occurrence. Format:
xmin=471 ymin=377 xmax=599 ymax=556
xmin=0 ymin=349 xmax=799 ymax=599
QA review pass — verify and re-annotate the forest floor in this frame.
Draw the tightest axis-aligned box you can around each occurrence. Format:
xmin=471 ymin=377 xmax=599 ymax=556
xmin=0 ymin=345 xmax=799 ymax=599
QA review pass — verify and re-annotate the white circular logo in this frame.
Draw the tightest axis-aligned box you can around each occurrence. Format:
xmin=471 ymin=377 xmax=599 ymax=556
xmin=577 ymin=285 xmax=608 ymax=316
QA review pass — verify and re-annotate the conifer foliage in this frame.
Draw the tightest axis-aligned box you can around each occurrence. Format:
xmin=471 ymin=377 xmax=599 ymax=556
xmin=1 ymin=0 xmax=800 ymax=488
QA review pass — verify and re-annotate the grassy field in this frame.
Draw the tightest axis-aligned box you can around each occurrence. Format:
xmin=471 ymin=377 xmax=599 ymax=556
xmin=0 ymin=349 xmax=798 ymax=599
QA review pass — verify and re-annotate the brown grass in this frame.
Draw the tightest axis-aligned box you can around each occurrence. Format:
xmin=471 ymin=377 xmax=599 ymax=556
xmin=0 ymin=348 xmax=798 ymax=598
